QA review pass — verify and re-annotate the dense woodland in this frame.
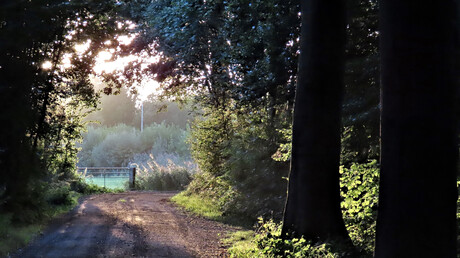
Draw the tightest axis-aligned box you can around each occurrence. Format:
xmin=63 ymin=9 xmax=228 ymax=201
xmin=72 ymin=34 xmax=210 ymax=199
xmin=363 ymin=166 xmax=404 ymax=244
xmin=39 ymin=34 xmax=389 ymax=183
xmin=0 ymin=0 xmax=458 ymax=257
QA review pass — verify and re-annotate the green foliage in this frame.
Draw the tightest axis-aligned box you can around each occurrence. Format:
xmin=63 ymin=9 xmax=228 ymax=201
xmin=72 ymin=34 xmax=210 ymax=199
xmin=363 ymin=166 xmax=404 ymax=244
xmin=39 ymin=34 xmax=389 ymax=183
xmin=184 ymin=108 xmax=290 ymax=223
xmin=229 ymin=219 xmax=349 ymax=258
xmin=272 ymin=127 xmax=293 ymax=162
xmin=340 ymin=160 xmax=379 ymax=254
xmin=184 ymin=172 xmax=238 ymax=212
xmin=223 ymin=230 xmax=258 ymax=257
xmin=45 ymin=182 xmax=76 ymax=206
xmin=0 ymin=0 xmax=130 ymax=220
xmin=70 ymin=177 xmax=109 ymax=195
xmin=125 ymin=0 xmax=298 ymax=226
xmin=4 ymin=182 xmax=48 ymax=224
xmin=91 ymin=130 xmax=141 ymax=167
xmin=78 ymin=122 xmax=194 ymax=191
xmin=0 ymin=213 xmax=41 ymax=257
xmin=0 ymin=179 xmax=98 ymax=256
xmin=189 ymin=110 xmax=231 ymax=177
xmin=221 ymin=162 xmax=380 ymax=257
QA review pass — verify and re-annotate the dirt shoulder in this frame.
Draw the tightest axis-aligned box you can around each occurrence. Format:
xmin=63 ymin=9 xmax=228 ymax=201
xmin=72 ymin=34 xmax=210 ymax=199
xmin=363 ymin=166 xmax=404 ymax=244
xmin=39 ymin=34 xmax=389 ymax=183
xmin=14 ymin=192 xmax=238 ymax=257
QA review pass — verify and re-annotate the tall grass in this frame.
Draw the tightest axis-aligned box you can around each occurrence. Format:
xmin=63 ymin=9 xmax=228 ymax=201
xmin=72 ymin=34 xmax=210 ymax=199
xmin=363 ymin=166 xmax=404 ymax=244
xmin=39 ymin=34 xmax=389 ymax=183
xmin=131 ymin=153 xmax=196 ymax=191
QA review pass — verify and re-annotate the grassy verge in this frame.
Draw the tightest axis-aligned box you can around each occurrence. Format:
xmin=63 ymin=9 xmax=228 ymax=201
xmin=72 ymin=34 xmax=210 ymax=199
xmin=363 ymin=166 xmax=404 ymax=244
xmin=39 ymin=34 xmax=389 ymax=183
xmin=171 ymin=191 xmax=259 ymax=257
xmin=0 ymin=217 xmax=41 ymax=257
xmin=0 ymin=192 xmax=81 ymax=257
xmin=222 ymin=230 xmax=258 ymax=257
xmin=171 ymin=191 xmax=223 ymax=220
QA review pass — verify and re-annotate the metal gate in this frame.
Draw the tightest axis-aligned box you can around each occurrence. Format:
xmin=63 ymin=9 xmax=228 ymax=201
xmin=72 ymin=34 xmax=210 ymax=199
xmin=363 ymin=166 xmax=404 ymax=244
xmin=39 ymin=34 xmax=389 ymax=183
xmin=77 ymin=166 xmax=136 ymax=189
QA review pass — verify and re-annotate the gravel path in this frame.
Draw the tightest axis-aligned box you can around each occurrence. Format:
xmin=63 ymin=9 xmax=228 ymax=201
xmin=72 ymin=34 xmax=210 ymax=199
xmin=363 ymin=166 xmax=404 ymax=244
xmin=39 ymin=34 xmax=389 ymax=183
xmin=15 ymin=192 xmax=236 ymax=257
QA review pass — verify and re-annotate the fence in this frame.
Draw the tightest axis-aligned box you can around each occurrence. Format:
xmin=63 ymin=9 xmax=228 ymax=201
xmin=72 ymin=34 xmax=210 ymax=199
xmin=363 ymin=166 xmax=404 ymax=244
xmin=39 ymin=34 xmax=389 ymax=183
xmin=77 ymin=166 xmax=136 ymax=189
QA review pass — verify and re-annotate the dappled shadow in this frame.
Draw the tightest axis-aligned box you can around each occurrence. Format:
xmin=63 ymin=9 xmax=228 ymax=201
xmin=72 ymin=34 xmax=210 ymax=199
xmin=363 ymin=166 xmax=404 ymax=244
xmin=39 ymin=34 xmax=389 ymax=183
xmin=14 ymin=196 xmax=194 ymax=258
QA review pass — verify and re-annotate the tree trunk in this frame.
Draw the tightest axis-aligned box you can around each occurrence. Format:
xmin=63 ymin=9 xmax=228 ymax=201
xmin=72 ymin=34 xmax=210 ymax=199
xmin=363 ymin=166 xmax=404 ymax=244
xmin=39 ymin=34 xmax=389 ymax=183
xmin=282 ymin=0 xmax=349 ymax=241
xmin=375 ymin=1 xmax=458 ymax=257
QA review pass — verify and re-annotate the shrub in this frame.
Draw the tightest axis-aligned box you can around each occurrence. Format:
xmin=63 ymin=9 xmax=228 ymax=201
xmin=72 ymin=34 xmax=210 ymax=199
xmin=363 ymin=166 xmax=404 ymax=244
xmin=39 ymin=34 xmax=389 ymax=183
xmin=45 ymin=182 xmax=75 ymax=206
xmin=70 ymin=177 xmax=115 ymax=195
xmin=189 ymin=110 xmax=231 ymax=177
xmin=340 ymin=160 xmax=379 ymax=254
xmin=5 ymin=182 xmax=48 ymax=224
xmin=186 ymin=172 xmax=241 ymax=216
xmin=91 ymin=129 xmax=141 ymax=167
xmin=186 ymin=109 xmax=290 ymax=223
xmin=240 ymin=218 xmax=350 ymax=258
xmin=225 ymin=161 xmax=380 ymax=257
xmin=0 ymin=213 xmax=41 ymax=257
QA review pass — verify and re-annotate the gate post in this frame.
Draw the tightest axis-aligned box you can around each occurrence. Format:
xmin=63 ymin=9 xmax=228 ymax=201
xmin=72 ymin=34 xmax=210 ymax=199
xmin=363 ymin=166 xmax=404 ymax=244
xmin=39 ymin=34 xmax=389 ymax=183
xmin=129 ymin=165 xmax=136 ymax=189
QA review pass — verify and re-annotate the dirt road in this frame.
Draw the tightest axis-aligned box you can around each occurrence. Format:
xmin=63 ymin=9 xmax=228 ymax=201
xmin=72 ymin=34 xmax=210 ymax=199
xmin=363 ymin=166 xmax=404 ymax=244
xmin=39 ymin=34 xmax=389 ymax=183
xmin=15 ymin=192 xmax=236 ymax=257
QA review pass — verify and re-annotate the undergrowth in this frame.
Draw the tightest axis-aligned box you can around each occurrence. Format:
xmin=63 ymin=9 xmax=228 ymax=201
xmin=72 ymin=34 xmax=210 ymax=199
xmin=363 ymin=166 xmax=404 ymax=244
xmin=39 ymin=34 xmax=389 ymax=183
xmin=187 ymin=110 xmax=290 ymax=223
xmin=224 ymin=161 xmax=379 ymax=257
xmin=0 ymin=177 xmax=119 ymax=256
xmin=0 ymin=190 xmax=80 ymax=257
xmin=175 ymin=160 xmax=380 ymax=257
xmin=224 ymin=218 xmax=353 ymax=258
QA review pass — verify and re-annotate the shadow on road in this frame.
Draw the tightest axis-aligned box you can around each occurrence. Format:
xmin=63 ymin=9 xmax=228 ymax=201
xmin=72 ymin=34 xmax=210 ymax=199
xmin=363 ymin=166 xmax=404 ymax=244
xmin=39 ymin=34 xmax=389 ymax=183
xmin=15 ymin=194 xmax=194 ymax=258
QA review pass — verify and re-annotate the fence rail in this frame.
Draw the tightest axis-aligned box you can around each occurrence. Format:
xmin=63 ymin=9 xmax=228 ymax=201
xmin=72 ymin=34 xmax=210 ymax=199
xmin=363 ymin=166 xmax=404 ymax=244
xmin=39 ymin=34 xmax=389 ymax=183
xmin=77 ymin=166 xmax=136 ymax=189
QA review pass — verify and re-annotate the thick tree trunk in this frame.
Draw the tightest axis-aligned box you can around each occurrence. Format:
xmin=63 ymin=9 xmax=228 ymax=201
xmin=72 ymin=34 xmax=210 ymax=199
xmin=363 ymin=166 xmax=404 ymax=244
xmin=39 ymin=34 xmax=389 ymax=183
xmin=375 ymin=1 xmax=458 ymax=257
xmin=282 ymin=0 xmax=349 ymax=241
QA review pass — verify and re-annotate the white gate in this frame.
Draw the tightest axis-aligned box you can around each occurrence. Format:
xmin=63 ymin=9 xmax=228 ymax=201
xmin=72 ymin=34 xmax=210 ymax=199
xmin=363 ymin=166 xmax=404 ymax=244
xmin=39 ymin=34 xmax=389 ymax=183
xmin=77 ymin=166 xmax=136 ymax=189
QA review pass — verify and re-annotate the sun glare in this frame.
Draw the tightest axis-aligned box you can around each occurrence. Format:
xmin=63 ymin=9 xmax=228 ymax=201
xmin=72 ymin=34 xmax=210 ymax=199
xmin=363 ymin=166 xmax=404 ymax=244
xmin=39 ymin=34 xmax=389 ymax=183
xmin=87 ymin=31 xmax=163 ymax=102
xmin=75 ymin=40 xmax=91 ymax=54
xmin=93 ymin=54 xmax=138 ymax=74
xmin=117 ymin=34 xmax=136 ymax=45
xmin=61 ymin=53 xmax=72 ymax=69
xmin=42 ymin=61 xmax=53 ymax=70
xmin=136 ymin=78 xmax=161 ymax=103
xmin=97 ymin=51 xmax=113 ymax=61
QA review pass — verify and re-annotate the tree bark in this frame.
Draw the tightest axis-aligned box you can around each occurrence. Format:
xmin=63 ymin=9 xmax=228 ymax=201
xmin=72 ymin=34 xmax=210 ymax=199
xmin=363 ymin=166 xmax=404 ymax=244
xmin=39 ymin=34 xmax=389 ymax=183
xmin=375 ymin=1 xmax=458 ymax=257
xmin=282 ymin=0 xmax=349 ymax=241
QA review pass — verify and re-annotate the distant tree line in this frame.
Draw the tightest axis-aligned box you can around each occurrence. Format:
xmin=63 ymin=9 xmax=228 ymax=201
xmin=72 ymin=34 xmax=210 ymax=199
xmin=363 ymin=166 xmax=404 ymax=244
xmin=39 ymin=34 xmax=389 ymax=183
xmin=84 ymin=87 xmax=193 ymax=129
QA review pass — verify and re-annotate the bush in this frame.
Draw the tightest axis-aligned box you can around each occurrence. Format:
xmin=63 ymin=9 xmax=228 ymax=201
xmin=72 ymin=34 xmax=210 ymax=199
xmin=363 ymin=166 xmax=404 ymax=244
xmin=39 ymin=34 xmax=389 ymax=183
xmin=186 ymin=109 xmax=290 ymax=223
xmin=45 ymin=182 xmax=75 ymax=206
xmin=0 ymin=213 xmax=41 ymax=257
xmin=189 ymin=110 xmax=231 ymax=177
xmin=227 ymin=219 xmax=351 ymax=258
xmin=91 ymin=130 xmax=141 ymax=167
xmin=4 ymin=182 xmax=48 ymax=224
xmin=70 ymin=177 xmax=115 ymax=195
xmin=186 ymin=172 xmax=241 ymax=216
xmin=340 ymin=160 xmax=379 ymax=254
xmin=243 ymin=162 xmax=379 ymax=257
